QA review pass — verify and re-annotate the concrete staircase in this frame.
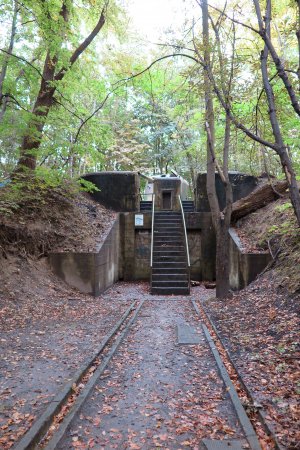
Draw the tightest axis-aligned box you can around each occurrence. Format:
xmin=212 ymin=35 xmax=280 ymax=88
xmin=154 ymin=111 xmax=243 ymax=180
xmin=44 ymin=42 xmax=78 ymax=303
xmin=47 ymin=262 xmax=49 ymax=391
xmin=140 ymin=200 xmax=152 ymax=212
xmin=151 ymin=212 xmax=190 ymax=295
xmin=182 ymin=200 xmax=194 ymax=212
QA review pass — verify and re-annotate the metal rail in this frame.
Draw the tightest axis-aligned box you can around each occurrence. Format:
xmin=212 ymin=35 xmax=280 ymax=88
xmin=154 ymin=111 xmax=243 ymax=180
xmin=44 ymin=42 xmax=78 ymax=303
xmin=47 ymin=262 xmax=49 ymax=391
xmin=178 ymin=195 xmax=190 ymax=267
xmin=150 ymin=193 xmax=155 ymax=267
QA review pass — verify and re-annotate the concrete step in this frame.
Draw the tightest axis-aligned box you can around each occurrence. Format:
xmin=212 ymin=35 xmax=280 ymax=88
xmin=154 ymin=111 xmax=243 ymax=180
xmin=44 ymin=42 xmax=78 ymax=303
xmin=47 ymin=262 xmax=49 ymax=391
xmin=154 ymin=229 xmax=182 ymax=235
xmin=140 ymin=201 xmax=152 ymax=209
xmin=155 ymin=217 xmax=181 ymax=221
xmin=153 ymin=232 xmax=183 ymax=237
xmin=153 ymin=245 xmax=184 ymax=251
xmin=153 ymin=251 xmax=185 ymax=258
xmin=151 ymin=286 xmax=190 ymax=295
xmin=154 ymin=235 xmax=183 ymax=240
xmin=155 ymin=212 xmax=181 ymax=215
xmin=152 ymin=273 xmax=188 ymax=281
xmin=154 ymin=242 xmax=183 ymax=248
xmin=152 ymin=267 xmax=187 ymax=274
xmin=153 ymin=256 xmax=186 ymax=263
xmin=152 ymin=260 xmax=187 ymax=266
xmin=152 ymin=280 xmax=189 ymax=287
xmin=154 ymin=222 xmax=182 ymax=230
xmin=154 ymin=216 xmax=181 ymax=220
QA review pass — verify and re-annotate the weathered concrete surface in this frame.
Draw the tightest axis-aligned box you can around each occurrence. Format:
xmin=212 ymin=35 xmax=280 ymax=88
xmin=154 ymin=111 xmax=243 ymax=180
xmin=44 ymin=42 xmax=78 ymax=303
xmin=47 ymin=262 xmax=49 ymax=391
xmin=154 ymin=177 xmax=181 ymax=211
xmin=82 ymin=171 xmax=140 ymax=212
xmin=94 ymin=218 xmax=120 ymax=295
xmin=229 ymin=228 xmax=272 ymax=290
xmin=188 ymin=231 xmax=202 ymax=281
xmin=196 ymin=172 xmax=258 ymax=212
xmin=119 ymin=212 xmax=152 ymax=281
xmin=49 ymin=252 xmax=97 ymax=295
xmin=177 ymin=323 xmax=201 ymax=344
xmin=50 ymin=212 xmax=270 ymax=295
xmin=134 ymin=230 xmax=151 ymax=279
xmin=186 ymin=212 xmax=216 ymax=282
xmin=49 ymin=219 xmax=120 ymax=296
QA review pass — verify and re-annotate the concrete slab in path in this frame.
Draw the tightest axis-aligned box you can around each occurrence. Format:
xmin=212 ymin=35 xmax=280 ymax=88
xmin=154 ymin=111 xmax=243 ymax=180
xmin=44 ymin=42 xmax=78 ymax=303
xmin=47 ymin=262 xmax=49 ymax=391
xmin=202 ymin=438 xmax=249 ymax=450
xmin=177 ymin=322 xmax=201 ymax=344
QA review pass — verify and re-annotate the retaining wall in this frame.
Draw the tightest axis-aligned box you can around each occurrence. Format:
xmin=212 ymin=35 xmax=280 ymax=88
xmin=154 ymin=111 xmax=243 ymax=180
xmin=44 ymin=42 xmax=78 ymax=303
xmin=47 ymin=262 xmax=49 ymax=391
xmin=49 ymin=215 xmax=270 ymax=296
xmin=49 ymin=218 xmax=120 ymax=296
xmin=229 ymin=228 xmax=272 ymax=290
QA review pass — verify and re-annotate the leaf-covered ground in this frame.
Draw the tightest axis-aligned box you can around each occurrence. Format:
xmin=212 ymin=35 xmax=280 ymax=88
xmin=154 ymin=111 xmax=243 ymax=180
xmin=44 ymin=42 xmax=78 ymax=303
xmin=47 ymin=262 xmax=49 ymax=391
xmin=202 ymin=274 xmax=300 ymax=449
xmin=55 ymin=288 xmax=246 ymax=450
xmin=0 ymin=262 xmax=132 ymax=449
xmin=0 ymin=280 xmax=250 ymax=449
xmin=0 ymin=187 xmax=116 ymax=256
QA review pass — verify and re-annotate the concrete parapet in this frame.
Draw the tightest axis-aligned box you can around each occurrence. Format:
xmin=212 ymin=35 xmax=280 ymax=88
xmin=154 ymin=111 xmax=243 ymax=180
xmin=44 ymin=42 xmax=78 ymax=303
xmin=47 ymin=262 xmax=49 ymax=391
xmin=229 ymin=228 xmax=272 ymax=290
xmin=153 ymin=177 xmax=181 ymax=211
xmin=81 ymin=171 xmax=140 ymax=212
xmin=49 ymin=219 xmax=120 ymax=296
xmin=196 ymin=172 xmax=258 ymax=212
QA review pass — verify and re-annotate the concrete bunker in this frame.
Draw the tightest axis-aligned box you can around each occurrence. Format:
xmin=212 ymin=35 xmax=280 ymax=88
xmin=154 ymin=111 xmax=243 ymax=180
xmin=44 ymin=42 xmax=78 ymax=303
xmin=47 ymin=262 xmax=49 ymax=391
xmin=49 ymin=171 xmax=270 ymax=295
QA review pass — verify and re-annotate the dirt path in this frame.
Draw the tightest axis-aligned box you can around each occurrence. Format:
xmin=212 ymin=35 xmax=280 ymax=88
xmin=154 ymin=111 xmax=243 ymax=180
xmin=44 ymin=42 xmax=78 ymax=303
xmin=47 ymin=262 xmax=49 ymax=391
xmin=56 ymin=295 xmax=246 ymax=449
xmin=0 ymin=280 xmax=135 ymax=448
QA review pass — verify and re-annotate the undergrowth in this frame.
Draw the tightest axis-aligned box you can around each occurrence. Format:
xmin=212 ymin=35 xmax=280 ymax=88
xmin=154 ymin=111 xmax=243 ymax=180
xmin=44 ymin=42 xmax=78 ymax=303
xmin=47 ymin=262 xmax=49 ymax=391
xmin=0 ymin=170 xmax=99 ymax=258
xmin=240 ymin=197 xmax=300 ymax=294
xmin=0 ymin=168 xmax=98 ymax=217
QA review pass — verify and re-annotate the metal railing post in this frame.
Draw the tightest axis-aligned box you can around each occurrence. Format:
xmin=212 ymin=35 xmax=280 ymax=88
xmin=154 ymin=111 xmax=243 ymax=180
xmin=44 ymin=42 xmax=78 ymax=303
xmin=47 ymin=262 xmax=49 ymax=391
xmin=178 ymin=196 xmax=191 ymax=288
xmin=150 ymin=194 xmax=155 ymax=268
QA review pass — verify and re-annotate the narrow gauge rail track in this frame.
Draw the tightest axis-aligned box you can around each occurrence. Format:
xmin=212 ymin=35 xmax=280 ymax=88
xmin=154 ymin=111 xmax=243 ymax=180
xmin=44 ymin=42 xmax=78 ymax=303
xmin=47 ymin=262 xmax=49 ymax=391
xmin=12 ymin=295 xmax=268 ymax=450
xmin=192 ymin=299 xmax=283 ymax=450
xmin=13 ymin=300 xmax=144 ymax=450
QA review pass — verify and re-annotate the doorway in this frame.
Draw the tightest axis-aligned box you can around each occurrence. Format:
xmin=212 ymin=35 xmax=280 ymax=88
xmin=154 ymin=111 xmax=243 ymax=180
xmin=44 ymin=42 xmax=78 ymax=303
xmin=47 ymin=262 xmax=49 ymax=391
xmin=162 ymin=191 xmax=172 ymax=210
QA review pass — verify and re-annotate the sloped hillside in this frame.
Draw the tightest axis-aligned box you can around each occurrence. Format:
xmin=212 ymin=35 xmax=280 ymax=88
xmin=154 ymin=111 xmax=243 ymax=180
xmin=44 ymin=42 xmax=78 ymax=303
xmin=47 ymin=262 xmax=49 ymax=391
xmin=204 ymin=194 xmax=300 ymax=449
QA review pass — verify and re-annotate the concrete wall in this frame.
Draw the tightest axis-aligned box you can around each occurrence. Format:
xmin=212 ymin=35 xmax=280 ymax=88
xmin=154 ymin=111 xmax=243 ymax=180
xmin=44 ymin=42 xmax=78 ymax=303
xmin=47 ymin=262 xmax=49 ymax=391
xmin=119 ymin=212 xmax=152 ymax=281
xmin=185 ymin=212 xmax=216 ymax=281
xmin=119 ymin=211 xmax=216 ymax=282
xmin=188 ymin=231 xmax=202 ymax=281
xmin=196 ymin=172 xmax=258 ymax=212
xmin=49 ymin=213 xmax=271 ymax=296
xmin=229 ymin=228 xmax=272 ymax=290
xmin=94 ymin=219 xmax=120 ymax=295
xmin=82 ymin=171 xmax=140 ymax=212
xmin=49 ymin=219 xmax=120 ymax=296
xmin=154 ymin=178 xmax=181 ymax=211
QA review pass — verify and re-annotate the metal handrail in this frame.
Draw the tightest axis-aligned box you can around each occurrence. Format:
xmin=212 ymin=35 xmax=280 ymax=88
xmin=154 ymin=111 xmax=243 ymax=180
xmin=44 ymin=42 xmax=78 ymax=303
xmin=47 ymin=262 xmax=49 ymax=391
xmin=178 ymin=195 xmax=190 ymax=267
xmin=150 ymin=194 xmax=155 ymax=267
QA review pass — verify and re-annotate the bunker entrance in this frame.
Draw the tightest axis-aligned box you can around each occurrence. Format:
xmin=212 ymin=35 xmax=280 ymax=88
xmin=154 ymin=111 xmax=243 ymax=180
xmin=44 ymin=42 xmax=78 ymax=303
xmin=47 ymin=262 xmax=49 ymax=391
xmin=162 ymin=191 xmax=172 ymax=210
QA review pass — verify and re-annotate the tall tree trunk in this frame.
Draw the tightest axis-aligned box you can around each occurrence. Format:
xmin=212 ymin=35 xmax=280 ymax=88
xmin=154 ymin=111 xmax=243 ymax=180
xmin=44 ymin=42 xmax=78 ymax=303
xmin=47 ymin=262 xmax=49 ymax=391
xmin=296 ymin=0 xmax=300 ymax=90
xmin=16 ymin=2 xmax=107 ymax=173
xmin=253 ymin=0 xmax=300 ymax=117
xmin=0 ymin=0 xmax=18 ymax=123
xmin=201 ymin=0 xmax=233 ymax=299
xmin=259 ymin=0 xmax=300 ymax=226
xmin=17 ymin=52 xmax=57 ymax=170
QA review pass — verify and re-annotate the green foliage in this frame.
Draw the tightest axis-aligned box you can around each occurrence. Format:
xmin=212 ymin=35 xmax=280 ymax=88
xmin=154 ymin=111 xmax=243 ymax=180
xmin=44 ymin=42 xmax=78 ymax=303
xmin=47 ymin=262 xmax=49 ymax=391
xmin=79 ymin=178 xmax=100 ymax=193
xmin=275 ymin=202 xmax=293 ymax=213
xmin=0 ymin=0 xmax=299 ymax=191
xmin=0 ymin=168 xmax=99 ymax=217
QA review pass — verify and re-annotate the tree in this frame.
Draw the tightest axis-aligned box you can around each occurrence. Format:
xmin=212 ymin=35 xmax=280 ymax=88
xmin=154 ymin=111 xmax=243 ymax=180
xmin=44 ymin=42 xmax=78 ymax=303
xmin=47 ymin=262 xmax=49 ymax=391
xmin=16 ymin=0 xmax=110 ymax=172
xmin=199 ymin=0 xmax=233 ymax=298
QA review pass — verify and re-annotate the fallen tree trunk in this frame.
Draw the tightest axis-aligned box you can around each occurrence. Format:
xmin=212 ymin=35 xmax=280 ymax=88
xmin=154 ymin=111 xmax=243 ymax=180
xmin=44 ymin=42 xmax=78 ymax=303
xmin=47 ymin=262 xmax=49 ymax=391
xmin=230 ymin=180 xmax=288 ymax=223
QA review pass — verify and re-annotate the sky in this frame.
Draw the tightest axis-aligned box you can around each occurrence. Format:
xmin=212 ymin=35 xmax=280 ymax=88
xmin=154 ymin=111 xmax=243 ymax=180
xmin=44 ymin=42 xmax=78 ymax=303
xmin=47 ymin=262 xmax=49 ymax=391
xmin=126 ymin=0 xmax=194 ymax=41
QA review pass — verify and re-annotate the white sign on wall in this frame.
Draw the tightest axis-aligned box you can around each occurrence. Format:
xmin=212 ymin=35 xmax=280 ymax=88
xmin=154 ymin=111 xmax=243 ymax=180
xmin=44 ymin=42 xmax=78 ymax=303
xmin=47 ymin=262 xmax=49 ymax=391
xmin=135 ymin=214 xmax=144 ymax=226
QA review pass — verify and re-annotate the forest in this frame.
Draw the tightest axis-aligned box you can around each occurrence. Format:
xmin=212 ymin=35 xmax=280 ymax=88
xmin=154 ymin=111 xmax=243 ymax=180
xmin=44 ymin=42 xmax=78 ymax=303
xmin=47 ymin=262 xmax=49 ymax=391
xmin=0 ymin=0 xmax=299 ymax=185
xmin=0 ymin=1 xmax=300 ymax=449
